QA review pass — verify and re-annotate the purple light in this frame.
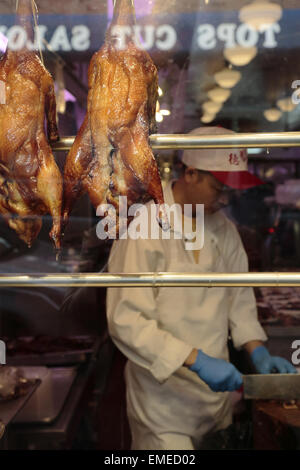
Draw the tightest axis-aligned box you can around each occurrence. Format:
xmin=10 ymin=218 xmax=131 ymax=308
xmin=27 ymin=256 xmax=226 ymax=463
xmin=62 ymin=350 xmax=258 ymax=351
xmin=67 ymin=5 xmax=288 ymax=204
xmin=0 ymin=32 xmax=8 ymax=54
xmin=107 ymin=0 xmax=153 ymax=20
xmin=64 ymin=89 xmax=76 ymax=103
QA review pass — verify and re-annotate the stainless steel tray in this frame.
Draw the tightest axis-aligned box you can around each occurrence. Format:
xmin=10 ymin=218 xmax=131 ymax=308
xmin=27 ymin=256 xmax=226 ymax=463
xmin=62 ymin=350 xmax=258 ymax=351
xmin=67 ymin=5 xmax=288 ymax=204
xmin=0 ymin=379 xmax=41 ymax=429
xmin=12 ymin=367 xmax=78 ymax=424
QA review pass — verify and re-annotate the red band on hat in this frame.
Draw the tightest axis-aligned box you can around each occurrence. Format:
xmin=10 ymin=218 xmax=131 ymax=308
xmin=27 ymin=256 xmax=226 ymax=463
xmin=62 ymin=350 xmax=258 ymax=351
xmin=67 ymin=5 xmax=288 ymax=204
xmin=210 ymin=171 xmax=264 ymax=190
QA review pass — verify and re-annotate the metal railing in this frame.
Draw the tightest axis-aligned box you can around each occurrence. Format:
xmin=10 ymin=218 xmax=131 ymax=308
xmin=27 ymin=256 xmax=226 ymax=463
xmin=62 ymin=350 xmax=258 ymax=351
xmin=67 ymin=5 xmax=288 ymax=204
xmin=0 ymin=272 xmax=300 ymax=288
xmin=0 ymin=131 xmax=299 ymax=288
xmin=52 ymin=132 xmax=300 ymax=151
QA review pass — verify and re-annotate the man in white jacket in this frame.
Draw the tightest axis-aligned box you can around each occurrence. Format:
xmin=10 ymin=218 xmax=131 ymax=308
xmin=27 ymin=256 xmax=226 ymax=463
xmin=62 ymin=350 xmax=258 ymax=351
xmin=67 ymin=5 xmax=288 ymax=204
xmin=106 ymin=126 xmax=296 ymax=450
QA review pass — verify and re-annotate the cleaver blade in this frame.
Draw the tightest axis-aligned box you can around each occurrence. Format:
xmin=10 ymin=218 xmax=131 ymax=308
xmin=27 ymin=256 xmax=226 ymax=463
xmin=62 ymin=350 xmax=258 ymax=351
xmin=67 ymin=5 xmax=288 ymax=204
xmin=243 ymin=373 xmax=300 ymax=400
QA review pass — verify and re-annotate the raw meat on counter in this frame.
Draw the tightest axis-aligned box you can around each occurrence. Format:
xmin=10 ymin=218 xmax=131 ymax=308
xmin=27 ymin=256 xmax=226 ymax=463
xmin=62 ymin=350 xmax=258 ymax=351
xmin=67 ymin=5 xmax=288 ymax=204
xmin=256 ymin=287 xmax=300 ymax=326
xmin=5 ymin=336 xmax=94 ymax=356
xmin=0 ymin=366 xmax=28 ymax=401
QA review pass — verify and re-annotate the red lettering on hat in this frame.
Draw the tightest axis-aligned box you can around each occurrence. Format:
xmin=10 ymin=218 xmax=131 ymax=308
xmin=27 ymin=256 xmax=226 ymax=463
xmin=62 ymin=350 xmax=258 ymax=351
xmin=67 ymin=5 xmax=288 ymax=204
xmin=229 ymin=153 xmax=240 ymax=165
xmin=240 ymin=151 xmax=247 ymax=162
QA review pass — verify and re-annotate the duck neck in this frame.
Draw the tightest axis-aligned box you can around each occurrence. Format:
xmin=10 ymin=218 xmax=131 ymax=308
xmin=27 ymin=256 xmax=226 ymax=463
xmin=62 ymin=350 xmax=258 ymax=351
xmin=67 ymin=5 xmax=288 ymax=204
xmin=111 ymin=0 xmax=136 ymax=28
xmin=15 ymin=0 xmax=35 ymax=45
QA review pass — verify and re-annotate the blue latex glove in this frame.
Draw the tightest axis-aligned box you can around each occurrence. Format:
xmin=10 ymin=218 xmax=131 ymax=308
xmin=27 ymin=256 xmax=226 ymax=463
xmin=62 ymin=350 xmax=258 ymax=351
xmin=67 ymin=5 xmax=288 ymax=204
xmin=189 ymin=350 xmax=243 ymax=392
xmin=251 ymin=346 xmax=297 ymax=374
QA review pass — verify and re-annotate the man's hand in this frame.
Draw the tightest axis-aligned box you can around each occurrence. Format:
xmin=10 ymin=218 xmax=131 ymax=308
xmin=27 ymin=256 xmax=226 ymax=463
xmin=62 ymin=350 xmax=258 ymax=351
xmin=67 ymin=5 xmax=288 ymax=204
xmin=251 ymin=345 xmax=297 ymax=374
xmin=188 ymin=349 xmax=243 ymax=392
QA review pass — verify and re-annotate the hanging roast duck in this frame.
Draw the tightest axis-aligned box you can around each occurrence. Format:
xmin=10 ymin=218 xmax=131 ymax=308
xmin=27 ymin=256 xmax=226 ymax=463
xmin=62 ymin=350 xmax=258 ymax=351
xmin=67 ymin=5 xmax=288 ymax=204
xmin=63 ymin=0 xmax=168 ymax=236
xmin=0 ymin=0 xmax=63 ymax=249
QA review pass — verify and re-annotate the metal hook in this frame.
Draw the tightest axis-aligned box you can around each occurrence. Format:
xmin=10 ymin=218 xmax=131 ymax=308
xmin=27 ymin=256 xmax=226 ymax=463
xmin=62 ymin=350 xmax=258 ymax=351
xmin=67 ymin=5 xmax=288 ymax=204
xmin=112 ymin=0 xmax=135 ymax=9
xmin=31 ymin=0 xmax=44 ymax=65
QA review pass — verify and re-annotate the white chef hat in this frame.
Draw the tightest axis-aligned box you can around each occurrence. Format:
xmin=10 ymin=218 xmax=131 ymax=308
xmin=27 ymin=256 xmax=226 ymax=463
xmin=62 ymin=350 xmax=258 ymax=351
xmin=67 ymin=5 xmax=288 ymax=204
xmin=181 ymin=126 xmax=264 ymax=189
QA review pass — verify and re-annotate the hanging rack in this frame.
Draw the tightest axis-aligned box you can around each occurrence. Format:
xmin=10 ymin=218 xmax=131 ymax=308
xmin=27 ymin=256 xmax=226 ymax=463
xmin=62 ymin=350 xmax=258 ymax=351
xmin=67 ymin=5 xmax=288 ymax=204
xmin=1 ymin=131 xmax=300 ymax=288
xmin=52 ymin=132 xmax=300 ymax=151
xmin=0 ymin=272 xmax=300 ymax=288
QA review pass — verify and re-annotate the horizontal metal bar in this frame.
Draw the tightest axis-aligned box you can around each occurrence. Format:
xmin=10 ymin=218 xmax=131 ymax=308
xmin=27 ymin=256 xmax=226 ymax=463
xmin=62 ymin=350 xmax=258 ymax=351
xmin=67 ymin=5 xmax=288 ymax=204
xmin=151 ymin=133 xmax=300 ymax=149
xmin=51 ymin=132 xmax=300 ymax=151
xmin=0 ymin=272 xmax=300 ymax=287
xmin=53 ymin=137 xmax=76 ymax=151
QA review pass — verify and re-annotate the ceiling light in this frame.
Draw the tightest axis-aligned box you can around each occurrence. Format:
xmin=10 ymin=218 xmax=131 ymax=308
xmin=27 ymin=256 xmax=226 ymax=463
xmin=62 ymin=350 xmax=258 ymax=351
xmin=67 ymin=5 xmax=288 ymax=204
xmin=156 ymin=112 xmax=163 ymax=122
xmin=207 ymin=87 xmax=231 ymax=103
xmin=264 ymin=108 xmax=282 ymax=122
xmin=202 ymin=101 xmax=222 ymax=114
xmin=158 ymin=87 xmax=163 ymax=97
xmin=201 ymin=113 xmax=216 ymax=124
xmin=276 ymin=97 xmax=297 ymax=112
xmin=239 ymin=0 xmax=282 ymax=32
xmin=55 ymin=62 xmax=66 ymax=114
xmin=214 ymin=68 xmax=242 ymax=89
xmin=224 ymin=46 xmax=257 ymax=66
xmin=160 ymin=109 xmax=171 ymax=116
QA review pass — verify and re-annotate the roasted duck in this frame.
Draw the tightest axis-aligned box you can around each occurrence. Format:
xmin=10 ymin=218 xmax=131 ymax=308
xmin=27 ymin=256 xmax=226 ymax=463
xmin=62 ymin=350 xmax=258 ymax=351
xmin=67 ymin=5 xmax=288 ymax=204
xmin=63 ymin=0 xmax=168 ymax=235
xmin=0 ymin=1 xmax=62 ymax=249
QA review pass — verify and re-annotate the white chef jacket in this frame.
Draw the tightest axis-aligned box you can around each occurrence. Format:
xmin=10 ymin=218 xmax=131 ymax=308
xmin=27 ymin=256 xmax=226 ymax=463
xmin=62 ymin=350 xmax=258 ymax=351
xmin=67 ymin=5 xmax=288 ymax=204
xmin=106 ymin=181 xmax=267 ymax=450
